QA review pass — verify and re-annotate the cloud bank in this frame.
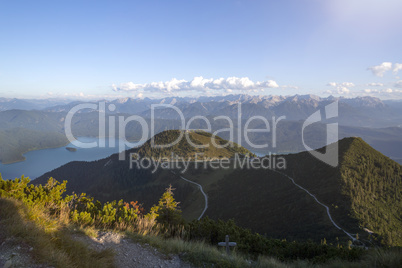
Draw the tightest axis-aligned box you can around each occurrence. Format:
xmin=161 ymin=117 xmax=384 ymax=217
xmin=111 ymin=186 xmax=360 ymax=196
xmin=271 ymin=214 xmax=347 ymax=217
xmin=112 ymin=76 xmax=279 ymax=94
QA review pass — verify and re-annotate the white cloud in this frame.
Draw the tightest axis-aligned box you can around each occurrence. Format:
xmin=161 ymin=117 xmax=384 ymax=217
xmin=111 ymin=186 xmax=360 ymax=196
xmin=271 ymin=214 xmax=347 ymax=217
xmin=394 ymin=80 xmax=402 ymax=88
xmin=338 ymin=87 xmax=350 ymax=94
xmin=326 ymin=82 xmax=354 ymax=94
xmin=327 ymin=82 xmax=337 ymax=87
xmin=367 ymin=62 xmax=402 ymax=77
xmin=364 ymin=89 xmax=379 ymax=93
xmin=393 ymin=63 xmax=402 ymax=75
xmin=367 ymin=82 xmax=384 ymax=87
xmin=280 ymin=85 xmax=299 ymax=90
xmin=327 ymin=82 xmax=355 ymax=87
xmin=342 ymin=82 xmax=354 ymax=87
xmin=368 ymin=62 xmax=392 ymax=77
xmin=112 ymin=76 xmax=279 ymax=94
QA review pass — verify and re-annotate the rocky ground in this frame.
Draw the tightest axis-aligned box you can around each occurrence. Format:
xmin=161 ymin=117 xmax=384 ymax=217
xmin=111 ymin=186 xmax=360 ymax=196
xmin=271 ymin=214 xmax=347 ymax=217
xmin=72 ymin=231 xmax=193 ymax=268
xmin=0 ymin=226 xmax=192 ymax=268
xmin=0 ymin=228 xmax=52 ymax=268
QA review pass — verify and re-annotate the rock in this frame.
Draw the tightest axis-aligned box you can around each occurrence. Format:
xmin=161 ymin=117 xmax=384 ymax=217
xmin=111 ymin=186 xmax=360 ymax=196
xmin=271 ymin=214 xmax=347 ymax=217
xmin=3 ymin=260 xmax=12 ymax=268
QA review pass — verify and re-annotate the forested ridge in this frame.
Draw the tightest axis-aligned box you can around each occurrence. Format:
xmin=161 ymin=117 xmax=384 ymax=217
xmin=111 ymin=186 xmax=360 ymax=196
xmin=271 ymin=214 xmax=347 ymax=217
xmin=33 ymin=132 xmax=402 ymax=247
xmin=281 ymin=137 xmax=402 ymax=246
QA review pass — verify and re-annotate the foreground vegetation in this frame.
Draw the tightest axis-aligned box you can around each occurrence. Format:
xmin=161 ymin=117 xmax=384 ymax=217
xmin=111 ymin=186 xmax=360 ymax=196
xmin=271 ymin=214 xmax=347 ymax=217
xmin=1 ymin=175 xmax=401 ymax=267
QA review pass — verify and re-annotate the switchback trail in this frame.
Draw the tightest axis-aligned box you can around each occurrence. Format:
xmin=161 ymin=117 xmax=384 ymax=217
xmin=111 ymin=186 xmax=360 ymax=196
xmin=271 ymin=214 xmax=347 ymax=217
xmin=170 ymin=170 xmax=208 ymax=220
xmin=271 ymin=169 xmax=357 ymax=242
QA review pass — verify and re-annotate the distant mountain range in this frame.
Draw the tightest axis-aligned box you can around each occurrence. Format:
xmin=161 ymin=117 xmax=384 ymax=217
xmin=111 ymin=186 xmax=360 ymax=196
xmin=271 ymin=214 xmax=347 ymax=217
xmin=40 ymin=94 xmax=402 ymax=128
xmin=0 ymin=94 xmax=401 ymax=164
xmin=0 ymin=97 xmax=72 ymax=111
xmin=2 ymin=94 xmax=401 ymax=127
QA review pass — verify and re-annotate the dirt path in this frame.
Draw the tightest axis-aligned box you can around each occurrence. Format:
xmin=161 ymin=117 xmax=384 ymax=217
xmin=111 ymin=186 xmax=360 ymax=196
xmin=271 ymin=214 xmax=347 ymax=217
xmin=162 ymin=162 xmax=208 ymax=220
xmin=272 ymin=169 xmax=357 ymax=241
xmin=73 ymin=231 xmax=193 ymax=268
xmin=173 ymin=172 xmax=208 ymax=220
xmin=0 ymin=218 xmax=192 ymax=268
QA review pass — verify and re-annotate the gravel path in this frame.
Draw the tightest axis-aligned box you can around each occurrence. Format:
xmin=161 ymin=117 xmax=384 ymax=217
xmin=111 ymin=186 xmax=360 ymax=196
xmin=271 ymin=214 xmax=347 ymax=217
xmin=0 ymin=219 xmax=192 ymax=268
xmin=73 ymin=231 xmax=193 ymax=268
xmin=0 ymin=227 xmax=52 ymax=268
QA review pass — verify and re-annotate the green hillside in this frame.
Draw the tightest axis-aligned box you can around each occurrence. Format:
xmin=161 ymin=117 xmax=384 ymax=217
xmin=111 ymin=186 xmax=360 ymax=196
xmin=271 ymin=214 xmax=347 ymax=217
xmin=280 ymin=137 xmax=402 ymax=246
xmin=34 ymin=133 xmax=402 ymax=246
xmin=340 ymin=138 xmax=401 ymax=245
xmin=134 ymin=129 xmax=253 ymax=160
xmin=34 ymin=130 xmax=253 ymax=214
xmin=184 ymin=165 xmax=348 ymax=242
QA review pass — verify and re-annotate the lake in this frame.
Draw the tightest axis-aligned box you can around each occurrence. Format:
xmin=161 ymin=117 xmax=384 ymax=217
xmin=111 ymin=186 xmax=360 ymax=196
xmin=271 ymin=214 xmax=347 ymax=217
xmin=0 ymin=137 xmax=279 ymax=181
xmin=0 ymin=137 xmax=142 ymax=180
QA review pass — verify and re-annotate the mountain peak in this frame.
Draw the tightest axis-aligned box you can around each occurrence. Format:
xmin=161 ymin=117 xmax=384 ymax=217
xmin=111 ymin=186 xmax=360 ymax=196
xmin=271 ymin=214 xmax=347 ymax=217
xmin=133 ymin=129 xmax=254 ymax=160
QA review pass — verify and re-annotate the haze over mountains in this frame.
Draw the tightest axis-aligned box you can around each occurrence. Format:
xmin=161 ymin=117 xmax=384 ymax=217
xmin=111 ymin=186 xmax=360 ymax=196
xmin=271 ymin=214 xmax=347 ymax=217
xmin=1 ymin=94 xmax=402 ymax=127
xmin=0 ymin=94 xmax=401 ymax=164
xmin=0 ymin=97 xmax=72 ymax=111
xmin=39 ymin=94 xmax=402 ymax=128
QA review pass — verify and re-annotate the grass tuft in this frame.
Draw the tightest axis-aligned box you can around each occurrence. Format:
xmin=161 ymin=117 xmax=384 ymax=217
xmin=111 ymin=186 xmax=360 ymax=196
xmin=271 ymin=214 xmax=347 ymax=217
xmin=0 ymin=198 xmax=115 ymax=268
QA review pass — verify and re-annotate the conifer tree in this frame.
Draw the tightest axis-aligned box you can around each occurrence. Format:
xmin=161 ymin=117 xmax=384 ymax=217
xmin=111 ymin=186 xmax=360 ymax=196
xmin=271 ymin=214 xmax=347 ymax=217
xmin=147 ymin=185 xmax=183 ymax=226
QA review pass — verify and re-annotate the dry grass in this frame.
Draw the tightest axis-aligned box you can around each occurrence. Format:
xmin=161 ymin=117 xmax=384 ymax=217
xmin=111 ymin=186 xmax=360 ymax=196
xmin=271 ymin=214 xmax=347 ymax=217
xmin=362 ymin=247 xmax=402 ymax=267
xmin=1 ymin=196 xmax=400 ymax=268
xmin=0 ymin=198 xmax=115 ymax=268
xmin=127 ymin=232 xmax=256 ymax=267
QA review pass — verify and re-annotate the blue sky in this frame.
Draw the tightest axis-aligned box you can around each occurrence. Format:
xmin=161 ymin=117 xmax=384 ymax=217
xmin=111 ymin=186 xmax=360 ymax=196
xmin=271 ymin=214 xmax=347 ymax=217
xmin=0 ymin=0 xmax=402 ymax=99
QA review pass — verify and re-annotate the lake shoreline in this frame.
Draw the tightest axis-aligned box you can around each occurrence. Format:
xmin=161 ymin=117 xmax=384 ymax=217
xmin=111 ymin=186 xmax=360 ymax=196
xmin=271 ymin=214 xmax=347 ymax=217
xmin=0 ymin=140 xmax=71 ymax=165
xmin=0 ymin=137 xmax=141 ymax=181
xmin=0 ymin=136 xmax=143 ymax=165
